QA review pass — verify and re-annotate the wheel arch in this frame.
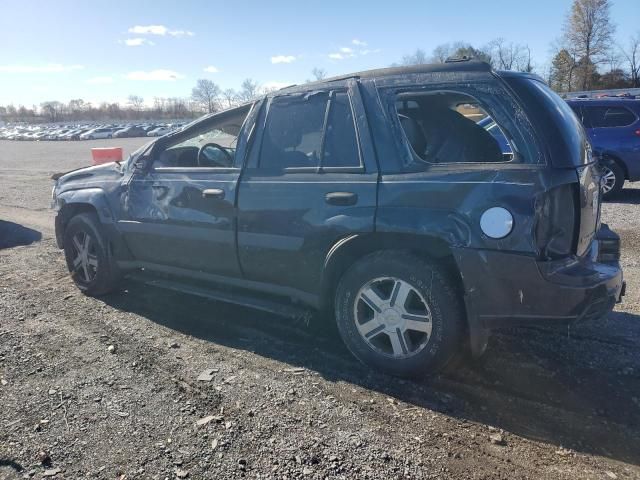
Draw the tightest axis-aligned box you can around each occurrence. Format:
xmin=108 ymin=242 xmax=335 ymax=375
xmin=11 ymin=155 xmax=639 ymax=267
xmin=320 ymin=233 xmax=464 ymax=310
xmin=601 ymin=152 xmax=629 ymax=180
xmin=55 ymin=189 xmax=130 ymax=260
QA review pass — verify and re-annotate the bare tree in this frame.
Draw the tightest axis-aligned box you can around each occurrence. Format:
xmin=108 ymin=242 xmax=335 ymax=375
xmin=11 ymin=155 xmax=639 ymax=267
xmin=563 ymin=0 xmax=616 ymax=89
xmin=222 ymin=88 xmax=238 ymax=108
xmin=191 ymin=79 xmax=221 ymax=114
xmin=621 ymin=33 xmax=640 ymax=87
xmin=311 ymin=67 xmax=327 ymax=81
xmin=238 ymin=79 xmax=260 ymax=102
xmin=40 ymin=101 xmax=63 ymax=122
xmin=400 ymin=48 xmax=428 ymax=66
xmin=430 ymin=44 xmax=452 ymax=63
xmin=127 ymin=95 xmax=144 ymax=118
xmin=487 ymin=38 xmax=532 ymax=71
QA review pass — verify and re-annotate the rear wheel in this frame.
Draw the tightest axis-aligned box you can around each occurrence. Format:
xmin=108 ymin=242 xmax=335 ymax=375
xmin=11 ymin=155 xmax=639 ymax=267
xmin=600 ymin=158 xmax=624 ymax=198
xmin=63 ymin=213 xmax=120 ymax=296
xmin=334 ymin=251 xmax=465 ymax=377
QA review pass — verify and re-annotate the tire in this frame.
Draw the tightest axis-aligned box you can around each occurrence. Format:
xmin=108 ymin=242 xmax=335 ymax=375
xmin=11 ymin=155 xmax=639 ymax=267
xmin=63 ymin=213 xmax=120 ymax=296
xmin=600 ymin=158 xmax=624 ymax=199
xmin=334 ymin=251 xmax=465 ymax=378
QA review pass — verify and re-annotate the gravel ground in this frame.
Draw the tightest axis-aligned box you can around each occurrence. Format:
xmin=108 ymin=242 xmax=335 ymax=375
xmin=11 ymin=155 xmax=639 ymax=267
xmin=0 ymin=139 xmax=639 ymax=479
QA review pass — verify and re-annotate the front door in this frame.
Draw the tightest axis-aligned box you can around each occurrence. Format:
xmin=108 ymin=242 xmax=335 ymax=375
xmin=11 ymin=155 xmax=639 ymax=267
xmin=120 ymin=104 xmax=257 ymax=277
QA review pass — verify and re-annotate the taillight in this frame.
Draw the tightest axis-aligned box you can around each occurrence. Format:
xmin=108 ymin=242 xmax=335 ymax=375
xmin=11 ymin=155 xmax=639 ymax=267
xmin=634 ymin=129 xmax=640 ymax=137
xmin=534 ymin=184 xmax=578 ymax=259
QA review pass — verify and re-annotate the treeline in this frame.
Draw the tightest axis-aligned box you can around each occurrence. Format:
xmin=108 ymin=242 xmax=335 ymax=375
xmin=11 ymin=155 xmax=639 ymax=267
xmin=396 ymin=0 xmax=639 ymax=93
xmin=0 ymin=97 xmax=200 ymax=124
xmin=0 ymin=77 xmax=268 ymax=124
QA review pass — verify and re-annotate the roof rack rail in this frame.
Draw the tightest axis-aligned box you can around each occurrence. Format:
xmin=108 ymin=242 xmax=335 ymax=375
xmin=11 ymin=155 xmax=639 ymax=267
xmin=445 ymin=55 xmax=472 ymax=63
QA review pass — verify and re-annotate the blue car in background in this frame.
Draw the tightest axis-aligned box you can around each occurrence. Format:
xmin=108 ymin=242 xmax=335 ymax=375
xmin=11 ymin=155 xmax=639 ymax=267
xmin=567 ymin=99 xmax=640 ymax=197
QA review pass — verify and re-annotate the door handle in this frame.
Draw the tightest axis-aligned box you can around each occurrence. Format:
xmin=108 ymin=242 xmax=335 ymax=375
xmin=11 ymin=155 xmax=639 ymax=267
xmin=325 ymin=191 xmax=358 ymax=206
xmin=202 ymin=188 xmax=225 ymax=200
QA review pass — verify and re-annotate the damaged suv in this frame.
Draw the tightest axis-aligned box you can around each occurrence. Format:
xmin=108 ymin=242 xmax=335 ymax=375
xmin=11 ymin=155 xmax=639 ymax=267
xmin=52 ymin=60 xmax=624 ymax=377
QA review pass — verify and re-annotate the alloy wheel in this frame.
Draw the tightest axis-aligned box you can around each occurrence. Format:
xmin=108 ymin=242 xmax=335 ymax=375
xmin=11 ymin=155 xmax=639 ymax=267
xmin=70 ymin=231 xmax=98 ymax=283
xmin=601 ymin=165 xmax=617 ymax=194
xmin=354 ymin=277 xmax=432 ymax=359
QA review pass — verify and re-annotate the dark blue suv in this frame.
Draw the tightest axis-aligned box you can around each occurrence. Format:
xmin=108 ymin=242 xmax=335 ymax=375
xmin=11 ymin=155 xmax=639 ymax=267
xmin=567 ymin=99 xmax=640 ymax=197
xmin=51 ymin=62 xmax=624 ymax=377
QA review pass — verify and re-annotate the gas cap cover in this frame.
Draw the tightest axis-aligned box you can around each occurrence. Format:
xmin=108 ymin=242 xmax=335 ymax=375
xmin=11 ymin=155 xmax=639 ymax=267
xmin=480 ymin=207 xmax=514 ymax=239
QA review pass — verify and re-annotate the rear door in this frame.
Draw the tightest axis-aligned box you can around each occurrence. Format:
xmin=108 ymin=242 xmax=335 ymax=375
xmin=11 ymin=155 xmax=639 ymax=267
xmin=236 ymin=80 xmax=378 ymax=298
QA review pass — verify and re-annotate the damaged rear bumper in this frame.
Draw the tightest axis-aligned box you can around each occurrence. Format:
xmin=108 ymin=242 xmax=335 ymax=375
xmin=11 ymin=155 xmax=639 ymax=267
xmin=454 ymin=228 xmax=624 ymax=330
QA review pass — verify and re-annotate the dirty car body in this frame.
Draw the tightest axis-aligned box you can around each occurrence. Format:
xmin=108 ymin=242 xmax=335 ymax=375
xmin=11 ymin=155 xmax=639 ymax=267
xmin=51 ymin=61 xmax=624 ymax=377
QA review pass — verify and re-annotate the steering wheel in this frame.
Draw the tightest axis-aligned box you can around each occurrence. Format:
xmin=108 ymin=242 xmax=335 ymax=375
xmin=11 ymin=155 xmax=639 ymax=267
xmin=197 ymin=143 xmax=233 ymax=167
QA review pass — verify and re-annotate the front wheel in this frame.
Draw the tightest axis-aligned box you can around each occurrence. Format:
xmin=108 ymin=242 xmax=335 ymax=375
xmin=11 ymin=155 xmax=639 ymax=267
xmin=600 ymin=158 xmax=624 ymax=199
xmin=334 ymin=251 xmax=465 ymax=377
xmin=63 ymin=213 xmax=120 ymax=296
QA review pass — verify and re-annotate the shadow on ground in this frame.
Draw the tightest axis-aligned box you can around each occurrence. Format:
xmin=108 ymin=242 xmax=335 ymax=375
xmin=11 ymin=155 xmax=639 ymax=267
xmin=606 ymin=184 xmax=640 ymax=205
xmin=0 ymin=220 xmax=42 ymax=249
xmin=101 ymin=280 xmax=640 ymax=466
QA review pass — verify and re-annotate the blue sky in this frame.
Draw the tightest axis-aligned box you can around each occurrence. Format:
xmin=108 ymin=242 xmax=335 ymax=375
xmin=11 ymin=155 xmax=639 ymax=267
xmin=0 ymin=0 xmax=638 ymax=106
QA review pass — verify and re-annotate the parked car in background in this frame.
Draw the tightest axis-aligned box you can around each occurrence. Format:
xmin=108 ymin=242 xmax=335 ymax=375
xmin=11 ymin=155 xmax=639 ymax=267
xmin=113 ymin=126 xmax=147 ymax=138
xmin=51 ymin=61 xmax=624 ymax=377
xmin=567 ymin=99 xmax=640 ymax=197
xmin=79 ymin=127 xmax=114 ymax=140
xmin=146 ymin=126 xmax=172 ymax=137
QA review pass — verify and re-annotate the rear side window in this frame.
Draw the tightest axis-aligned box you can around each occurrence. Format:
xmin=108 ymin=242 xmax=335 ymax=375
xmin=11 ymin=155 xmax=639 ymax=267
xmin=394 ymin=92 xmax=511 ymax=164
xmin=584 ymin=106 xmax=636 ymax=128
xmin=259 ymin=91 xmax=360 ymax=170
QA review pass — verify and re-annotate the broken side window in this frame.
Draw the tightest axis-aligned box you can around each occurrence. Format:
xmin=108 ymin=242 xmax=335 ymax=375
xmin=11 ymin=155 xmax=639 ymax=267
xmin=394 ymin=91 xmax=514 ymax=164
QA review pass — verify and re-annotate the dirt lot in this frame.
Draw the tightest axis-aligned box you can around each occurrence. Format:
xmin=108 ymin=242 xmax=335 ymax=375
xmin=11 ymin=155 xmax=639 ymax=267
xmin=1 ymin=139 xmax=639 ymax=479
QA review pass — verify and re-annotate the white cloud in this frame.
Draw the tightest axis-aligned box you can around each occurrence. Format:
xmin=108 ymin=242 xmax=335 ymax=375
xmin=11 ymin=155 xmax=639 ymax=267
xmin=168 ymin=30 xmax=194 ymax=37
xmin=125 ymin=69 xmax=184 ymax=81
xmin=124 ymin=37 xmax=154 ymax=46
xmin=87 ymin=76 xmax=114 ymax=84
xmin=0 ymin=63 xmax=84 ymax=73
xmin=128 ymin=25 xmax=168 ymax=35
xmin=328 ymin=43 xmax=380 ymax=60
xmin=204 ymin=65 xmax=219 ymax=73
xmin=271 ymin=55 xmax=297 ymax=64
xmin=128 ymin=25 xmax=194 ymax=37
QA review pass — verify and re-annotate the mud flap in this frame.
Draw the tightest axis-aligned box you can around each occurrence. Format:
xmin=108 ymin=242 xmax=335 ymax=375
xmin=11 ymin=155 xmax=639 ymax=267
xmin=464 ymin=296 xmax=489 ymax=358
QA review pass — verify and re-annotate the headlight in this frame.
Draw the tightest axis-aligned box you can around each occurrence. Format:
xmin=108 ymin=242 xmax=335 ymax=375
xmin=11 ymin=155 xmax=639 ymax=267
xmin=51 ymin=184 xmax=58 ymax=210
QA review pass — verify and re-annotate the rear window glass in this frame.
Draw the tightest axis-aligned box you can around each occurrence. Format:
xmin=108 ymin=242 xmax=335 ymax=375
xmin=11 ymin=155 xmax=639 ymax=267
xmin=584 ymin=106 xmax=636 ymax=128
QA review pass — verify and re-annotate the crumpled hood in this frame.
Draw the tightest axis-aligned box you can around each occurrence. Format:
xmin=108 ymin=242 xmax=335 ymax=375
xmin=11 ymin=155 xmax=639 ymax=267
xmin=54 ymin=162 xmax=123 ymax=192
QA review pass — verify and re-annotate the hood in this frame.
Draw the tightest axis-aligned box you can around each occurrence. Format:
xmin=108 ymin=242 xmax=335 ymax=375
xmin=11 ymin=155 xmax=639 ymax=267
xmin=55 ymin=162 xmax=123 ymax=192
xmin=53 ymin=139 xmax=155 ymax=191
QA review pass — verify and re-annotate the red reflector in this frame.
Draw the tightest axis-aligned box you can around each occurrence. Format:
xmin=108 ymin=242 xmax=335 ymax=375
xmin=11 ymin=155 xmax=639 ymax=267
xmin=635 ymin=129 xmax=640 ymax=137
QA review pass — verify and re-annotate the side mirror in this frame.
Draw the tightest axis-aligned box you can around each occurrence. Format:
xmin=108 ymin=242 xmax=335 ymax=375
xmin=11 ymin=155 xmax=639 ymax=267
xmin=133 ymin=158 xmax=149 ymax=171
